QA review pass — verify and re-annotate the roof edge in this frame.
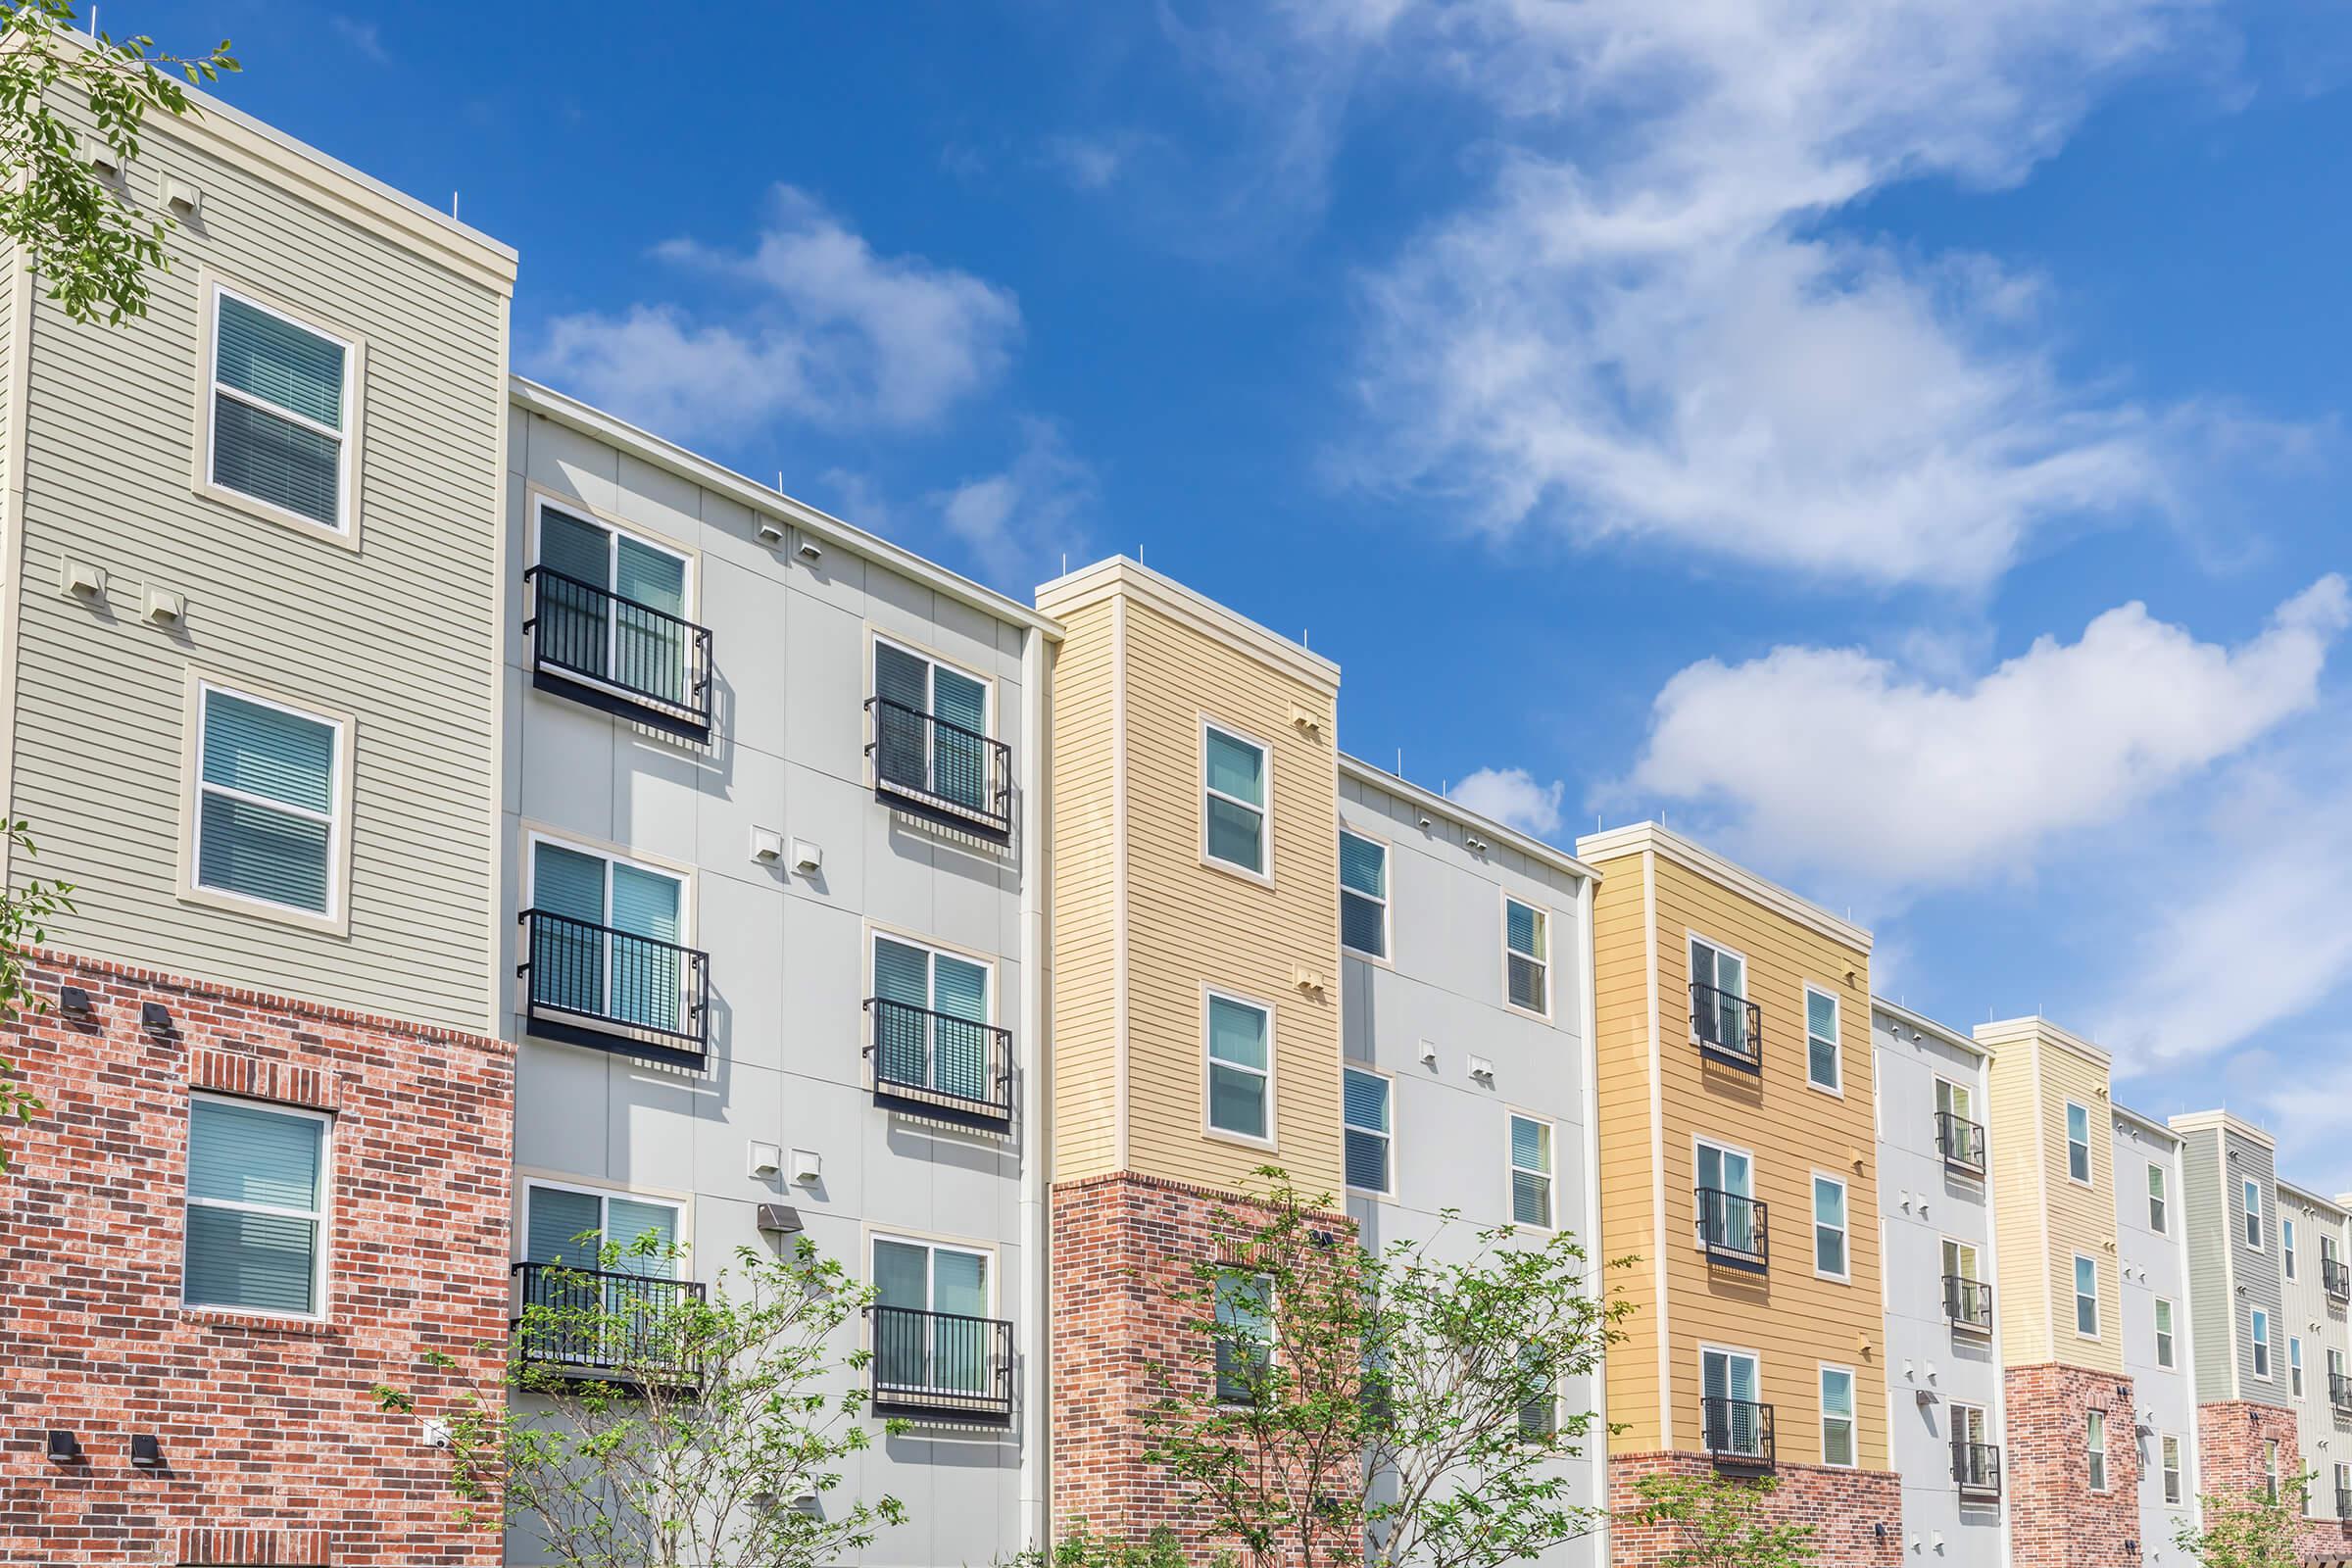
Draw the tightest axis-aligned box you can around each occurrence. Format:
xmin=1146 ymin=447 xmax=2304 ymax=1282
xmin=1338 ymin=755 xmax=1599 ymax=887
xmin=1575 ymin=820 xmax=1872 ymax=955
xmin=1035 ymin=557 xmax=1338 ymax=690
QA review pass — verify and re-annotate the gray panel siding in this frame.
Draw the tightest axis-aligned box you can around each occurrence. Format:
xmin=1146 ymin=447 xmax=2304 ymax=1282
xmin=2181 ymin=1130 xmax=2237 ymax=1404
xmin=8 ymin=110 xmax=506 ymax=1031
xmin=2276 ymin=1194 xmax=2351 ymax=1514
xmin=2225 ymin=1133 xmax=2289 ymax=1409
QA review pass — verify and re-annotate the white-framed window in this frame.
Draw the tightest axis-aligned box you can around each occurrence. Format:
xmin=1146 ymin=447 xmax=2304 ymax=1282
xmin=2252 ymin=1307 xmax=2273 ymax=1380
xmin=1953 ymin=1402 xmax=1992 ymax=1494
xmin=1813 ymin=1174 xmax=1849 ymax=1281
xmin=872 ymin=1234 xmax=996 ymax=1397
xmin=1339 ymin=830 xmax=1390 ymax=959
xmin=1701 ymin=1346 xmax=1765 ymax=1458
xmin=870 ymin=931 xmax=996 ymax=1101
xmin=2148 ymin=1161 xmax=2169 ymax=1234
xmin=188 ymin=680 xmax=347 ymax=920
xmin=1689 ymin=934 xmax=1749 ymax=1054
xmin=1509 ymin=1112 xmax=1554 ymax=1229
xmin=183 ymin=1094 xmax=330 ymax=1318
xmin=524 ymin=836 xmax=691 ymax=1034
xmin=2331 ymin=1347 xmax=2347 ymax=1401
xmin=2163 ymin=1436 xmax=2184 ymax=1505
xmin=2074 ymin=1253 xmax=2099 ymax=1339
xmin=202 ymin=280 xmax=358 ymax=534
xmin=2087 ymin=1408 xmax=2110 ymax=1493
xmin=873 ymin=634 xmax=997 ymax=816
xmin=531 ymin=496 xmax=697 ymax=705
xmin=2065 ymin=1102 xmax=2091 ymax=1185
xmin=1212 ymin=1269 xmax=1274 ymax=1405
xmin=2265 ymin=1439 xmax=2280 ymax=1503
xmin=1504 ymin=897 xmax=1549 ymax=1016
xmin=1942 ymin=1237 xmax=1982 ymax=1285
xmin=2286 ymin=1217 xmax=2300 ymax=1278
xmin=1515 ymin=1342 xmax=1560 ymax=1442
xmin=2155 ymin=1297 xmax=2176 ymax=1369
xmin=2339 ymin=1462 xmax=2352 ymax=1515
xmin=2245 ymin=1178 xmax=2265 ymax=1250
xmin=1204 ymin=990 xmax=1273 ymax=1143
xmin=2292 ymin=1336 xmax=2306 ymax=1398
xmin=1201 ymin=720 xmax=1270 ymax=877
xmin=1343 ymin=1067 xmax=1393 ymax=1195
xmin=521 ymin=1178 xmax=683 ymax=1275
xmin=1804 ymin=984 xmax=1840 ymax=1093
xmin=1697 ymin=1138 xmax=1758 ymax=1256
xmin=1819 ymin=1364 xmax=1856 ymax=1467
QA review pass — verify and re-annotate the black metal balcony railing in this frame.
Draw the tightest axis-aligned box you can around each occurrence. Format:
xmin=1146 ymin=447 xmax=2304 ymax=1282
xmin=868 ymin=1303 xmax=1014 ymax=1423
xmin=2338 ymin=1485 xmax=2352 ymax=1521
xmin=866 ymin=697 xmax=1013 ymax=841
xmin=2327 ymin=1256 xmax=2351 ymax=1301
xmin=2332 ymin=1372 xmax=2352 ymax=1414
xmin=524 ymin=565 xmax=713 ymax=740
xmin=512 ymin=1260 xmax=708 ymax=1378
xmin=1701 ymin=1396 xmax=1775 ymax=1470
xmin=1695 ymin=1187 xmax=1769 ymax=1273
xmin=1953 ymin=1440 xmax=2002 ymax=1501
xmin=518 ymin=907 xmax=710 ymax=1070
xmin=865 ymin=997 xmax=1014 ymax=1129
xmin=1945 ymin=1274 xmax=1994 ymax=1333
xmin=1690 ymin=981 xmax=1762 ymax=1072
xmin=1936 ymin=1110 xmax=1987 ymax=1174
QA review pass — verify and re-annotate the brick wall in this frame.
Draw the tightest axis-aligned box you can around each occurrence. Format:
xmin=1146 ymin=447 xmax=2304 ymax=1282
xmin=1605 ymin=1450 xmax=1901 ymax=1567
xmin=0 ymin=950 xmax=513 ymax=1566
xmin=2194 ymin=1400 xmax=2352 ymax=1560
xmin=2003 ymin=1363 xmax=2141 ymax=1568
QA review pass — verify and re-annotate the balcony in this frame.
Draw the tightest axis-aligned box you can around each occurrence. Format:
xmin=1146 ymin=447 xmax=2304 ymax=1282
xmin=2339 ymin=1485 xmax=2352 ymax=1521
xmin=2332 ymin=1372 xmax=2352 ymax=1414
xmin=518 ymin=907 xmax=710 ymax=1070
xmin=1945 ymin=1274 xmax=1994 ymax=1335
xmin=1952 ymin=1440 xmax=2002 ymax=1502
xmin=869 ymin=1303 xmax=1014 ymax=1424
xmin=2327 ymin=1256 xmax=2351 ymax=1302
xmin=1695 ymin=1187 xmax=1769 ymax=1274
xmin=1690 ymin=981 xmax=1762 ymax=1073
xmin=865 ymin=997 xmax=1014 ymax=1130
xmin=866 ymin=697 xmax=1013 ymax=841
xmin=1701 ymin=1396 xmax=1775 ymax=1471
xmin=511 ymin=1260 xmax=707 ymax=1381
xmin=1936 ymin=1109 xmax=1987 ymax=1175
xmin=524 ymin=565 xmax=712 ymax=741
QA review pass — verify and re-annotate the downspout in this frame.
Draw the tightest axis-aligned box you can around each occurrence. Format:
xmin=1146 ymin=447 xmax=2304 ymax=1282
xmin=1019 ymin=623 xmax=1052 ymax=1553
xmin=1576 ymin=870 xmax=1609 ymax=1559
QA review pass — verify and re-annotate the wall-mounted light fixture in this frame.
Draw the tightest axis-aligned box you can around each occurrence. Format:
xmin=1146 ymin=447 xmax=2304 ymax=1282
xmin=128 ymin=1434 xmax=163 ymax=1469
xmin=139 ymin=1002 xmax=172 ymax=1034
xmin=46 ymin=1431 xmax=82 ymax=1464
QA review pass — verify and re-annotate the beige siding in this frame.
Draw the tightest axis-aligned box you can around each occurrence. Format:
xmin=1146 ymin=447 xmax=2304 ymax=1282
xmin=1050 ymin=598 xmax=1121 ymax=1177
xmin=1986 ymin=1046 xmax=2053 ymax=1363
xmin=1592 ymin=854 xmax=1663 ymax=1448
xmin=3 ymin=99 xmax=512 ymax=1031
xmin=1984 ymin=1030 xmax=2121 ymax=1373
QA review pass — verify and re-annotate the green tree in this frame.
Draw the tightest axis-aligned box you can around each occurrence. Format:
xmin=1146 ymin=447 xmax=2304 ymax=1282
xmin=377 ymin=1231 xmax=906 ymax=1568
xmin=0 ymin=0 xmax=236 ymax=325
xmin=0 ymin=819 xmax=74 ymax=1172
xmin=994 ymin=1520 xmax=1231 ymax=1568
xmin=1626 ymin=1473 xmax=1822 ymax=1568
xmin=1137 ymin=1168 xmax=1633 ymax=1568
xmin=2177 ymin=1466 xmax=2315 ymax=1568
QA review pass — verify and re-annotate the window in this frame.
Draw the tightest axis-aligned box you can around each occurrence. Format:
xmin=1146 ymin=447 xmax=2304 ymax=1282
xmin=1343 ymin=1068 xmax=1392 ymax=1195
xmin=526 ymin=839 xmax=689 ymax=1032
xmin=2286 ymin=1217 xmax=2300 ymax=1279
xmin=523 ymin=1180 xmax=680 ymax=1274
xmin=2086 ymin=1409 xmax=2109 ymax=1493
xmin=2338 ymin=1462 xmax=2351 ymax=1512
xmin=1510 ymin=1113 xmax=1554 ymax=1228
xmin=2292 ymin=1337 xmax=2306 ymax=1398
xmin=1936 ymin=1076 xmax=1975 ymax=1126
xmin=1204 ymin=992 xmax=1273 ymax=1142
xmin=2163 ymin=1436 xmax=2184 ymax=1505
xmin=204 ymin=283 xmax=356 ymax=533
xmin=872 ymin=1236 xmax=993 ymax=1396
xmin=1212 ymin=1270 xmax=1273 ymax=1404
xmin=1504 ymin=898 xmax=1548 ymax=1015
xmin=183 ymin=1095 xmax=328 ymax=1316
xmin=2253 ymin=1308 xmax=2272 ymax=1380
xmin=2265 ymin=1440 xmax=2280 ymax=1504
xmin=1942 ymin=1237 xmax=1981 ymax=1282
xmin=189 ymin=682 xmax=345 ymax=919
xmin=1515 ymin=1343 xmax=1558 ymax=1442
xmin=1702 ymin=1347 xmax=1764 ymax=1457
xmin=2065 ymin=1102 xmax=2091 ymax=1184
xmin=2332 ymin=1347 xmax=2346 ymax=1388
xmin=1804 ymin=985 xmax=1840 ymax=1092
xmin=2074 ymin=1254 xmax=2099 ymax=1338
xmin=1201 ymin=722 xmax=1268 ymax=876
xmin=1689 ymin=935 xmax=1749 ymax=1054
xmin=2245 ymin=1178 xmax=2264 ymax=1250
xmin=533 ymin=500 xmax=695 ymax=705
xmin=2148 ymin=1161 xmax=2169 ymax=1234
xmin=875 ymin=639 xmax=995 ymax=813
xmin=1697 ymin=1140 xmax=1758 ymax=1256
xmin=1813 ymin=1175 xmax=1848 ymax=1280
xmin=1820 ymin=1365 xmax=1856 ymax=1467
xmin=2155 ymin=1298 xmax=2176 ymax=1369
xmin=871 ymin=933 xmax=995 ymax=1102
xmin=1339 ymin=831 xmax=1389 ymax=958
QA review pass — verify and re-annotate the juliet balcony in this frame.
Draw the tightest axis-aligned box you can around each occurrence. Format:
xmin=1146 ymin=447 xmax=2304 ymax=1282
xmin=1695 ymin=1187 xmax=1769 ymax=1274
xmin=868 ymin=1303 xmax=1014 ymax=1424
xmin=2331 ymin=1372 xmax=2352 ymax=1415
xmin=1936 ymin=1109 xmax=1987 ymax=1176
xmin=518 ymin=907 xmax=710 ymax=1070
xmin=2326 ymin=1255 xmax=2350 ymax=1302
xmin=1701 ymin=1396 xmax=1774 ymax=1472
xmin=524 ymin=564 xmax=713 ymax=741
xmin=1953 ymin=1440 xmax=2002 ymax=1503
xmin=866 ymin=696 xmax=1013 ymax=841
xmin=511 ymin=1260 xmax=707 ymax=1382
xmin=864 ymin=996 xmax=1014 ymax=1130
xmin=1690 ymin=981 xmax=1762 ymax=1073
xmin=1945 ymin=1274 xmax=1994 ymax=1335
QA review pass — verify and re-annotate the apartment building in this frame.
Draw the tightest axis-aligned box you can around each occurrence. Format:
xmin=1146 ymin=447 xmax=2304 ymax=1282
xmin=2274 ymin=1182 xmax=2352 ymax=1531
xmin=1574 ymin=823 xmax=1897 ymax=1567
xmin=1337 ymin=757 xmax=1605 ymax=1564
xmin=0 ymin=67 xmax=516 ymax=1568
xmin=2113 ymin=1105 xmax=2199 ymax=1565
xmin=1873 ymin=1001 xmax=2008 ymax=1564
xmin=499 ymin=382 xmax=1054 ymax=1566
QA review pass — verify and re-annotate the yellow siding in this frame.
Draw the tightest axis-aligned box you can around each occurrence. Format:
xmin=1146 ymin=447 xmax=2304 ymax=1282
xmin=1049 ymin=599 xmax=1120 ymax=1178
xmin=1986 ymin=1047 xmax=2052 ymax=1363
xmin=1986 ymin=1034 xmax=2121 ymax=1374
xmin=1589 ymin=839 xmax=1885 ymax=1470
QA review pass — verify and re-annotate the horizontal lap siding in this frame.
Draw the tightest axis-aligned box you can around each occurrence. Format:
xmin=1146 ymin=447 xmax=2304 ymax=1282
xmin=1591 ymin=855 xmax=1663 ymax=1449
xmin=8 ymin=109 xmax=507 ymax=1033
xmin=1051 ymin=602 xmax=1120 ymax=1178
xmin=1986 ymin=1046 xmax=2054 ymax=1365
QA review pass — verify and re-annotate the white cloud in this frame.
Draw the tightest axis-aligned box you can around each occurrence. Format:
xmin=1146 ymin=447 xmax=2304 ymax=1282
xmin=1329 ymin=0 xmax=2253 ymax=585
xmin=1448 ymin=766 xmax=1566 ymax=837
xmin=330 ymin=16 xmax=388 ymax=62
xmin=928 ymin=418 xmax=1097 ymax=590
xmin=1041 ymin=134 xmax=1135 ymax=190
xmin=1620 ymin=574 xmax=2349 ymax=888
xmin=533 ymin=186 xmax=1020 ymax=440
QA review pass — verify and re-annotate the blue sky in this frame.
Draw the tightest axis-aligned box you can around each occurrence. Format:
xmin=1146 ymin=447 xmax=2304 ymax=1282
xmin=160 ymin=2 xmax=2349 ymax=1176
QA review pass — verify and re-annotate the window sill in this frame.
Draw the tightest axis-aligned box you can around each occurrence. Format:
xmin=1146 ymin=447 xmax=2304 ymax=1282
xmin=193 ymin=475 xmax=360 ymax=553
xmin=176 ymin=883 xmax=352 ymax=941
xmin=181 ymin=1304 xmax=334 ymax=1336
xmin=1203 ymin=1125 xmax=1279 ymax=1154
xmin=1198 ymin=853 xmax=1275 ymax=891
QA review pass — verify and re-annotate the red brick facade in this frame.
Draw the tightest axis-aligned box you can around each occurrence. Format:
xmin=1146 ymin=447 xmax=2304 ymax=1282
xmin=2001 ymin=1363 xmax=2140 ymax=1568
xmin=2194 ymin=1399 xmax=2352 ymax=1560
xmin=1604 ymin=1450 xmax=1901 ymax=1566
xmin=0 ymin=950 xmax=512 ymax=1565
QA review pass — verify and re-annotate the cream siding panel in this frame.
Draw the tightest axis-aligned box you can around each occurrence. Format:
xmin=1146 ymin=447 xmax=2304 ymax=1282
xmin=1985 ymin=1035 xmax=2121 ymax=1375
xmin=1049 ymin=600 xmax=1120 ymax=1178
xmin=5 ymin=107 xmax=509 ymax=1031
xmin=1987 ymin=1047 xmax=2054 ymax=1363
